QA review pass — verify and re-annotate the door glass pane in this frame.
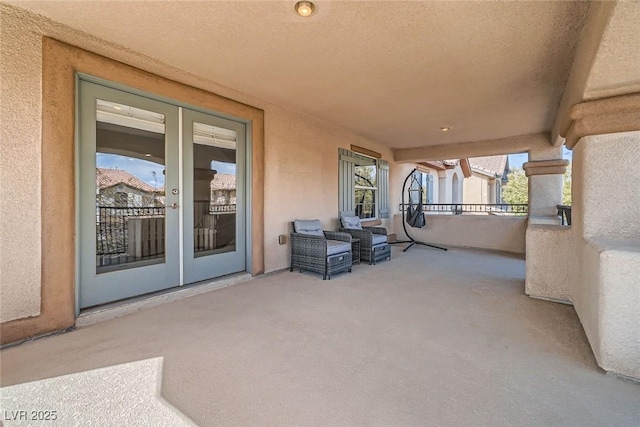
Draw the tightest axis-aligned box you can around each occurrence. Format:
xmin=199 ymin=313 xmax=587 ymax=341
xmin=192 ymin=122 xmax=237 ymax=257
xmin=95 ymin=99 xmax=166 ymax=273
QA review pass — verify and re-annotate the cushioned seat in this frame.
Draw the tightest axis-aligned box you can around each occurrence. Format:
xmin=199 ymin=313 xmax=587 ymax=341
xmin=339 ymin=215 xmax=391 ymax=265
xmin=371 ymin=234 xmax=387 ymax=245
xmin=290 ymin=220 xmax=353 ymax=280
xmin=326 ymin=240 xmax=352 ymax=256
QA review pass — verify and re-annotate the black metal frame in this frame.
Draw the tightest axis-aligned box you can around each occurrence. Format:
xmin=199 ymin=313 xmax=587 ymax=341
xmin=399 ymin=168 xmax=447 ymax=252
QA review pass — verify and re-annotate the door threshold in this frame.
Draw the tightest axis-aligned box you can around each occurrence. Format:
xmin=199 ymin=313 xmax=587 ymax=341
xmin=76 ymin=272 xmax=252 ymax=328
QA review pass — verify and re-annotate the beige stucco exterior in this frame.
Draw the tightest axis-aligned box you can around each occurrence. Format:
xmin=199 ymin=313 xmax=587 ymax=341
xmin=463 ymin=174 xmax=492 ymax=205
xmin=1 ymin=1 xmax=638 ymax=380
xmin=437 ymin=167 xmax=465 ymax=205
xmin=525 ymin=225 xmax=572 ymax=302
xmin=524 ymin=129 xmax=640 ymax=378
xmin=0 ymin=7 xmax=400 ymax=341
xmin=570 ymin=132 xmax=640 ymax=378
xmin=0 ymin=8 xmax=43 ymax=322
xmin=393 ymin=214 xmax=526 ymax=255
xmin=395 ymin=163 xmax=465 ymax=207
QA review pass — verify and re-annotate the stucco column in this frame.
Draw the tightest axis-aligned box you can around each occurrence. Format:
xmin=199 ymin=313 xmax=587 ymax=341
xmin=437 ymin=172 xmax=449 ymax=204
xmin=559 ymin=92 xmax=640 ymax=379
xmin=523 ymin=147 xmax=571 ymax=303
xmin=523 ymin=147 xmax=568 ymax=224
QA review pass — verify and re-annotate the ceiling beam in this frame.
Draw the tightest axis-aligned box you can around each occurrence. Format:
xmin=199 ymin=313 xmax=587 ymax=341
xmin=393 ymin=133 xmax=551 ymax=163
xmin=559 ymin=92 xmax=640 ymax=149
xmin=551 ymin=1 xmax=640 ymax=146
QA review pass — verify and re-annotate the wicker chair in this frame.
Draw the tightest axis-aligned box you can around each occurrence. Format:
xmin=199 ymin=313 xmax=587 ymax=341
xmin=340 ymin=215 xmax=391 ymax=265
xmin=290 ymin=220 xmax=353 ymax=280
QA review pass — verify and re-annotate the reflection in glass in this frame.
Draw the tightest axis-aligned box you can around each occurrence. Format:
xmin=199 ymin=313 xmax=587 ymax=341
xmin=355 ymin=155 xmax=377 ymax=219
xmin=95 ymin=99 xmax=166 ymax=273
xmin=192 ymin=122 xmax=237 ymax=257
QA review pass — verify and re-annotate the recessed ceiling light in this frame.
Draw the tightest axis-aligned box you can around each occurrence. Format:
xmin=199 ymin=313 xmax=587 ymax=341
xmin=145 ymin=153 xmax=152 ymax=157
xmin=295 ymin=1 xmax=316 ymax=17
xmin=440 ymin=126 xmax=451 ymax=132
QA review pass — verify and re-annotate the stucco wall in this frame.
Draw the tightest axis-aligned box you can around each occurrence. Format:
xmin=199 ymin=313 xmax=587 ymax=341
xmin=0 ymin=5 xmax=398 ymax=338
xmin=570 ymin=131 xmax=640 ymax=379
xmin=0 ymin=8 xmax=43 ymax=322
xmin=569 ymin=238 xmax=604 ymax=361
xmin=463 ymin=174 xmax=488 ymax=204
xmin=393 ymin=213 xmax=527 ymax=254
xmin=436 ymin=166 xmax=464 ymax=204
xmin=525 ymin=225 xmax=572 ymax=302
xmin=580 ymin=134 xmax=640 ymax=240
xmin=263 ymin=105 xmax=394 ymax=273
xmin=597 ymin=240 xmax=640 ymax=378
xmin=575 ymin=238 xmax=640 ymax=378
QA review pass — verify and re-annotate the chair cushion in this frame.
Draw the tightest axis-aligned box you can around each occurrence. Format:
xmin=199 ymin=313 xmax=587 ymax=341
xmin=341 ymin=215 xmax=363 ymax=230
xmin=326 ymin=240 xmax=351 ymax=256
xmin=371 ymin=234 xmax=388 ymax=245
xmin=294 ymin=219 xmax=324 ymax=236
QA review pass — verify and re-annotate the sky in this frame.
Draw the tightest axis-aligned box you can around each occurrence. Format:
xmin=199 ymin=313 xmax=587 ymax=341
xmin=97 ymin=154 xmax=236 ymax=188
xmin=508 ymin=146 xmax=573 ymax=170
xmin=98 ymin=148 xmax=565 ymax=184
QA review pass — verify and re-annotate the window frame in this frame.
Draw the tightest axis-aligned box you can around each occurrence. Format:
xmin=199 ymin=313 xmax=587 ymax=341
xmin=354 ymin=154 xmax=379 ymax=220
xmin=338 ymin=148 xmax=389 ymax=220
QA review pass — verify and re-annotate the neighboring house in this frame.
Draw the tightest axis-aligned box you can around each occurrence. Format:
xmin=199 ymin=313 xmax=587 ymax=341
xmin=192 ymin=173 xmax=238 ymax=252
xmin=463 ymin=155 xmax=510 ymax=205
xmin=412 ymin=159 xmax=471 ymax=208
xmin=209 ymin=173 xmax=236 ymax=213
xmin=96 ymin=168 xmax=164 ymax=207
xmin=95 ymin=168 xmax=165 ymax=264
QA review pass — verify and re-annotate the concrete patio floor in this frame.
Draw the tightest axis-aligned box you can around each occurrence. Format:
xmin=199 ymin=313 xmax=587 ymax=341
xmin=1 ymin=247 xmax=639 ymax=426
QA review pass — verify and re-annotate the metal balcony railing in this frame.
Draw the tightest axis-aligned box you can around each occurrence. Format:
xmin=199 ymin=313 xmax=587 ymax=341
xmin=97 ymin=203 xmax=236 ymax=258
xmin=209 ymin=204 xmax=236 ymax=214
xmin=399 ymin=203 xmax=528 ymax=215
xmin=96 ymin=206 xmax=165 ymax=256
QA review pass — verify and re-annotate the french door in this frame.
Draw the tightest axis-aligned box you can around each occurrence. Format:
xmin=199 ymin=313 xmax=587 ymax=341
xmin=78 ymin=80 xmax=246 ymax=309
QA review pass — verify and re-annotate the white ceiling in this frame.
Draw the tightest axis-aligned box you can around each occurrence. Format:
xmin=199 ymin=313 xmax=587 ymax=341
xmin=12 ymin=1 xmax=590 ymax=150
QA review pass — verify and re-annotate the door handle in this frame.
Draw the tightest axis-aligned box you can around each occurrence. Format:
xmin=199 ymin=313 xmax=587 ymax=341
xmin=169 ymin=203 xmax=178 ymax=209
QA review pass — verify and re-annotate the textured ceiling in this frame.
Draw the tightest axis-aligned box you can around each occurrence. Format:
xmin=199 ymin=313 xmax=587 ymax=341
xmin=12 ymin=1 xmax=590 ymax=149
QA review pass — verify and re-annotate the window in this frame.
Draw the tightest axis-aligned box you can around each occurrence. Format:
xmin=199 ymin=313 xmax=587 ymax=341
xmin=354 ymin=157 xmax=377 ymax=219
xmin=421 ymin=172 xmax=434 ymax=204
xmin=410 ymin=171 xmax=434 ymax=205
xmin=338 ymin=148 xmax=389 ymax=219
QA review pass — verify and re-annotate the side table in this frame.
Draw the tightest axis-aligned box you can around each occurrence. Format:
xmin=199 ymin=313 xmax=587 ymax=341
xmin=351 ymin=238 xmax=361 ymax=265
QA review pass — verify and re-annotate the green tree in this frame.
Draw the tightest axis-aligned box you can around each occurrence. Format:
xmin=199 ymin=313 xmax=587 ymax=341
xmin=502 ymin=168 xmax=528 ymax=205
xmin=562 ymin=162 xmax=572 ymax=205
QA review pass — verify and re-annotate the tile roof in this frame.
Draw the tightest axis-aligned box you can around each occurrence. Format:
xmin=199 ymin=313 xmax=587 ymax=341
xmin=96 ymin=168 xmax=161 ymax=193
xmin=442 ymin=159 xmax=459 ymax=167
xmin=468 ymin=155 xmax=508 ymax=177
xmin=210 ymin=173 xmax=236 ymax=190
